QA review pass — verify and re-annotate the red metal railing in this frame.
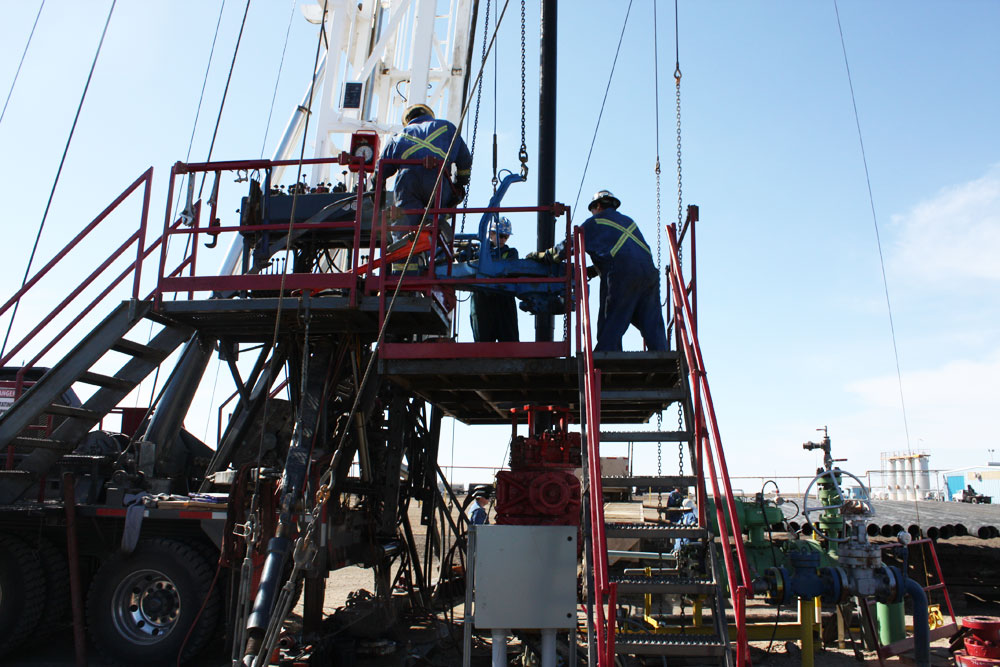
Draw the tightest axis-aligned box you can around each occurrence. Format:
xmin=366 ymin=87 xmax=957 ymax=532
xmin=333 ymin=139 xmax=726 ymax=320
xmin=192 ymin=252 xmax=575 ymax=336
xmin=0 ymin=168 xmax=155 ymax=371
xmin=665 ymin=220 xmax=753 ymax=667
xmin=0 ymin=168 xmax=193 ymax=469
xmin=573 ymin=227 xmax=618 ymax=665
xmin=154 ymin=156 xmax=576 ymax=359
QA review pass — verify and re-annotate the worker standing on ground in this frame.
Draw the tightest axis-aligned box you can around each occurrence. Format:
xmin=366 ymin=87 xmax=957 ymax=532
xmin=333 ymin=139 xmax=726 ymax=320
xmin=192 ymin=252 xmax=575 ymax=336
xmin=527 ymin=190 xmax=667 ymax=351
xmin=378 ymin=103 xmax=472 ymax=231
xmin=471 ymin=217 xmax=519 ymax=342
xmin=467 ymin=488 xmax=491 ymax=525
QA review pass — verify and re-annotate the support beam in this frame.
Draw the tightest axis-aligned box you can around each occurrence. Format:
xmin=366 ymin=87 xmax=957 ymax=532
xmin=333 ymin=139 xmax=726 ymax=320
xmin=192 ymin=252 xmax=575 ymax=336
xmin=535 ymin=0 xmax=557 ymax=342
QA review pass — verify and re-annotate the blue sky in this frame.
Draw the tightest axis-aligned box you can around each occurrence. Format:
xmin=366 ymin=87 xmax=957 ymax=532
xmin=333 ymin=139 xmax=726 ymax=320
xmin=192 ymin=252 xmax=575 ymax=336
xmin=1 ymin=1 xmax=998 ymax=492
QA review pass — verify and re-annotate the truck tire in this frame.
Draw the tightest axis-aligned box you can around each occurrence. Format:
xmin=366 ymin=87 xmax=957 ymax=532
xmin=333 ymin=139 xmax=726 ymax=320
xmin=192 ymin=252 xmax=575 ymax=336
xmin=87 ymin=538 xmax=221 ymax=665
xmin=0 ymin=533 xmax=46 ymax=656
xmin=33 ymin=536 xmax=70 ymax=631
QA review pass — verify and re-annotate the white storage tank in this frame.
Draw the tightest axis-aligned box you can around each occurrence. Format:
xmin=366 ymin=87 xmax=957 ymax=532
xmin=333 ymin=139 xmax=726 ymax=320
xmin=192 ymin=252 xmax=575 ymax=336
xmin=889 ymin=457 xmax=900 ymax=500
xmin=905 ymin=456 xmax=917 ymax=501
xmin=917 ymin=455 xmax=931 ymax=499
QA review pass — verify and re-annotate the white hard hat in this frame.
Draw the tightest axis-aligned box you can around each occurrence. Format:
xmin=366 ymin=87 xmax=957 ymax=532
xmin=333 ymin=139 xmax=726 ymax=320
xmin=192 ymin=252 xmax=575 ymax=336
xmin=681 ymin=498 xmax=695 ymax=510
xmin=588 ymin=189 xmax=621 ymax=212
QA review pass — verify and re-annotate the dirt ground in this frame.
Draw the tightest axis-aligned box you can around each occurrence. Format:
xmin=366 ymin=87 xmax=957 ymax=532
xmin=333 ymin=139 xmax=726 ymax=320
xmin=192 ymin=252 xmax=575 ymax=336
xmin=7 ymin=500 xmax=999 ymax=665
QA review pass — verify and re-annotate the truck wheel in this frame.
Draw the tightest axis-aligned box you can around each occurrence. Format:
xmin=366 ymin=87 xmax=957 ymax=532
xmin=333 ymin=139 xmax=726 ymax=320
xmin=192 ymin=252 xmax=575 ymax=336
xmin=87 ymin=538 xmax=221 ymax=665
xmin=33 ymin=536 xmax=70 ymax=631
xmin=0 ymin=533 xmax=46 ymax=656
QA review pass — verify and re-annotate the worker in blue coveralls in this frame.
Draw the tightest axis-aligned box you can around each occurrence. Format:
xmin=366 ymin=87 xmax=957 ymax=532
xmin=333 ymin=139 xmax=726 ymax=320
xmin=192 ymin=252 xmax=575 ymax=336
xmin=378 ymin=103 xmax=472 ymax=232
xmin=467 ymin=488 xmax=491 ymax=525
xmin=527 ymin=190 xmax=668 ymax=352
xmin=470 ymin=217 xmax=519 ymax=342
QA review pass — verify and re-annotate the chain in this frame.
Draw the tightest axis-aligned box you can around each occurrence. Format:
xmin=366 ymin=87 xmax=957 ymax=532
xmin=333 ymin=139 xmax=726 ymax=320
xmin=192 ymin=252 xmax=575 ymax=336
xmin=460 ymin=0 xmax=491 ymax=233
xmin=517 ymin=0 xmax=528 ymax=178
xmin=656 ymin=412 xmax=663 ymax=510
xmin=677 ymin=404 xmax=684 ymax=475
xmin=674 ymin=0 xmax=683 ymax=268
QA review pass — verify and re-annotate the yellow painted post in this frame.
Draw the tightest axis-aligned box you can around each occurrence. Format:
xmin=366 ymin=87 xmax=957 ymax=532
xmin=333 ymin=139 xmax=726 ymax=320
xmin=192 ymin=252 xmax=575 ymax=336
xmin=799 ymin=598 xmax=815 ymax=667
xmin=693 ymin=596 xmax=703 ymax=627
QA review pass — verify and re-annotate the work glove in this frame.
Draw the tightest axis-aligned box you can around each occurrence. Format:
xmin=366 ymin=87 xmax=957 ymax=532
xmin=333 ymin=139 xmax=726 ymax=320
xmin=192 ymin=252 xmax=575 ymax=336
xmin=526 ymin=250 xmax=555 ymax=263
xmin=586 ymin=264 xmax=599 ymax=279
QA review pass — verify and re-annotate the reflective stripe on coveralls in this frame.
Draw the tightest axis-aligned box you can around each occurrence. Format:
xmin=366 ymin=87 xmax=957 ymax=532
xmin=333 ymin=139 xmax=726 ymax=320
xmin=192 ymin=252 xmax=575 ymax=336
xmin=593 ymin=218 xmax=651 ymax=257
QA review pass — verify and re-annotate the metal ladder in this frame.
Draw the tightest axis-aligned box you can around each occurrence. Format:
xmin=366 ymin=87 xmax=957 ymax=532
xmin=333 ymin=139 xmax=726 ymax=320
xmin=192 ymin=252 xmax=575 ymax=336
xmin=0 ymin=300 xmax=192 ymax=503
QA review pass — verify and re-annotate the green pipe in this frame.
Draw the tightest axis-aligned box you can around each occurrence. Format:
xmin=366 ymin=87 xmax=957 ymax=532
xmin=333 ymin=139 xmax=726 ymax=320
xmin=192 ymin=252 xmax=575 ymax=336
xmin=877 ymin=601 xmax=905 ymax=645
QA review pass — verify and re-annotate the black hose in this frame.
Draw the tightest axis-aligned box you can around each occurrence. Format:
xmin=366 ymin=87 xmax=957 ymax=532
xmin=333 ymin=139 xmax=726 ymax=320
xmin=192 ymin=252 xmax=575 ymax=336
xmin=904 ymin=577 xmax=931 ymax=667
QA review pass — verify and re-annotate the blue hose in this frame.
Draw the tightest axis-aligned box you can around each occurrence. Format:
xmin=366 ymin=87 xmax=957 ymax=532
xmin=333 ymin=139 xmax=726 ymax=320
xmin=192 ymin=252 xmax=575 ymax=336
xmin=904 ymin=577 xmax=930 ymax=667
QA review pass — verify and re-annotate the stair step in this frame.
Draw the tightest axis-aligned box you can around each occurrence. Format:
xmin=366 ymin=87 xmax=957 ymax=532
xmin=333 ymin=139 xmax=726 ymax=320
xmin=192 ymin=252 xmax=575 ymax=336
xmin=614 ymin=633 xmax=728 ymax=656
xmin=45 ymin=404 xmax=104 ymax=421
xmin=79 ymin=371 xmax=134 ymax=392
xmin=0 ymin=470 xmax=33 ymax=479
xmin=9 ymin=437 xmax=69 ymax=451
xmin=602 ymin=475 xmax=696 ymax=489
xmin=609 ymin=574 xmax=716 ymax=595
xmin=602 ymin=430 xmax=692 ymax=442
xmin=601 ymin=389 xmax=683 ymax=402
xmin=605 ymin=522 xmax=707 ymax=540
xmin=111 ymin=338 xmax=170 ymax=362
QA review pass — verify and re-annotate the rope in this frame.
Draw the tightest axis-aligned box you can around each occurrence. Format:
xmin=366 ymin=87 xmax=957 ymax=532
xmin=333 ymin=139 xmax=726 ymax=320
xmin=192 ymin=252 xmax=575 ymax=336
xmin=834 ymin=1 xmax=917 ymax=523
xmin=571 ymin=0 xmax=634 ymax=217
xmin=653 ymin=0 xmax=662 ymax=276
xmin=259 ymin=0 xmax=298 ymax=158
xmin=197 ymin=0 xmax=252 ymax=200
xmin=252 ymin=0 xmax=330 ymax=494
xmin=319 ymin=0 xmax=516 ymax=494
xmin=460 ymin=0 xmax=492 ymax=233
xmin=0 ymin=0 xmax=45 ymax=129
xmin=1 ymin=0 xmax=116 ymax=358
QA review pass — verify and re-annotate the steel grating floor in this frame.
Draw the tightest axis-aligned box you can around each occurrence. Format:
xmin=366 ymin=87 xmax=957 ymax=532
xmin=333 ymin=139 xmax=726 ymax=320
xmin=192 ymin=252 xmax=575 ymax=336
xmin=381 ymin=350 xmax=686 ymax=425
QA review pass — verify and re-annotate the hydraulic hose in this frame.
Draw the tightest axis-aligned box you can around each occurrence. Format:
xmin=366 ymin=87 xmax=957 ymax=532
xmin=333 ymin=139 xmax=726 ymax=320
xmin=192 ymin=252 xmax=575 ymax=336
xmin=903 ymin=577 xmax=930 ymax=667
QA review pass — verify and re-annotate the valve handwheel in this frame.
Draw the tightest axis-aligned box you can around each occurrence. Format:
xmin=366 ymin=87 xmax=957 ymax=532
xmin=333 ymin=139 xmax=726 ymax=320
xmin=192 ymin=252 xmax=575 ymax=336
xmin=801 ymin=468 xmax=874 ymax=543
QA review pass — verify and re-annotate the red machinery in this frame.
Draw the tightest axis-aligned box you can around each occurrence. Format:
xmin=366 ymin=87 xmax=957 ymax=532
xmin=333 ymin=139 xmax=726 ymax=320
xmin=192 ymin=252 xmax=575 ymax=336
xmin=495 ymin=406 xmax=581 ymax=526
xmin=956 ymin=616 xmax=1000 ymax=667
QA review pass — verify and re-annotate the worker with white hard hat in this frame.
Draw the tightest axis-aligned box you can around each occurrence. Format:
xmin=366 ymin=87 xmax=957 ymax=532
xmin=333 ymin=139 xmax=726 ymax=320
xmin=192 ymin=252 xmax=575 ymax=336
xmin=470 ymin=216 xmax=520 ymax=342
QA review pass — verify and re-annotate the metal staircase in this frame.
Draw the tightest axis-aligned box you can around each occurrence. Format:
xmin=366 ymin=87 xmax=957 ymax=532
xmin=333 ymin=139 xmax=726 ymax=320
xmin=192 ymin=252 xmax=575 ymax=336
xmin=575 ymin=219 xmax=754 ymax=666
xmin=0 ymin=301 xmax=192 ymax=503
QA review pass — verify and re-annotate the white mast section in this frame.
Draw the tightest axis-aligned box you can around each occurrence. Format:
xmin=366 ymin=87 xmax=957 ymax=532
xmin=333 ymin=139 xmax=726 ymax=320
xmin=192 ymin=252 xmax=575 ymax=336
xmin=302 ymin=0 xmax=476 ymax=185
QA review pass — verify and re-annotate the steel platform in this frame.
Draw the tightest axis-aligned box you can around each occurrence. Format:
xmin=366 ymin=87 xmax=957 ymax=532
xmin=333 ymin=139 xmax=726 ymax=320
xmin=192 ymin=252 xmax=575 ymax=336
xmin=158 ymin=294 xmax=451 ymax=340
xmin=381 ymin=350 xmax=685 ymax=425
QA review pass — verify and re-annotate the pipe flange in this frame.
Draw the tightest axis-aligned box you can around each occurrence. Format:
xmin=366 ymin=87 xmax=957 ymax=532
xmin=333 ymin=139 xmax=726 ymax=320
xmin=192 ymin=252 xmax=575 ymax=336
xmin=764 ymin=566 xmax=790 ymax=606
xmin=820 ymin=566 xmax=850 ymax=605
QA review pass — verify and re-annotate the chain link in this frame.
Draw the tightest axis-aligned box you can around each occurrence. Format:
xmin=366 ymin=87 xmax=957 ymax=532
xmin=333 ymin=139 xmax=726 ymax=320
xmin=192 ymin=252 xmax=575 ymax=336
xmin=656 ymin=412 xmax=663 ymax=510
xmin=675 ymin=67 xmax=683 ymax=269
xmin=460 ymin=0 xmax=491 ymax=233
xmin=517 ymin=0 xmax=528 ymax=178
xmin=677 ymin=403 xmax=685 ymax=475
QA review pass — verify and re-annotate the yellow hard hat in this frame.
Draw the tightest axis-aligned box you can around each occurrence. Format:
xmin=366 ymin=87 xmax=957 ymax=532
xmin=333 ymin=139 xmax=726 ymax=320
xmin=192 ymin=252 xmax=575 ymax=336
xmin=403 ymin=103 xmax=434 ymax=123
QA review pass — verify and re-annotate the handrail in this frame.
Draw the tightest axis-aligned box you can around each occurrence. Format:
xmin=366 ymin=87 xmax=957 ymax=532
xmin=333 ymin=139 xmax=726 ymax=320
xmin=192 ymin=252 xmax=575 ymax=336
xmin=0 ymin=168 xmax=158 ymax=370
xmin=574 ymin=227 xmax=617 ymax=665
xmin=665 ymin=222 xmax=753 ymax=667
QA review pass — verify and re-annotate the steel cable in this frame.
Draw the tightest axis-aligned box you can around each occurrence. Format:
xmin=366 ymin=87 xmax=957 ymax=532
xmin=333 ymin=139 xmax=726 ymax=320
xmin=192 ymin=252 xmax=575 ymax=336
xmin=1 ymin=0 xmax=116 ymax=358
xmin=833 ymin=0 xmax=917 ymax=523
xmin=0 ymin=0 xmax=45 ymax=130
xmin=571 ymin=0 xmax=634 ymax=217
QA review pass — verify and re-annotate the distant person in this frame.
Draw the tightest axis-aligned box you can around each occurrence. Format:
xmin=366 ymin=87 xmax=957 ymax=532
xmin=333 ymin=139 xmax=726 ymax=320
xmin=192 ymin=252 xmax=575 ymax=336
xmin=673 ymin=499 xmax=698 ymax=553
xmin=667 ymin=487 xmax=683 ymax=508
xmin=467 ymin=488 xmax=491 ymax=525
xmin=527 ymin=190 xmax=667 ymax=351
xmin=471 ymin=217 xmax=519 ymax=342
